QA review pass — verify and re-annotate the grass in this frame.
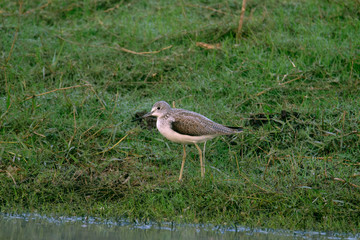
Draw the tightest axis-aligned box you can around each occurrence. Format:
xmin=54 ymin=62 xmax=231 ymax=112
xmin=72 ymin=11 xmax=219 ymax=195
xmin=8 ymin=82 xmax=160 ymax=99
xmin=1 ymin=0 xmax=360 ymax=233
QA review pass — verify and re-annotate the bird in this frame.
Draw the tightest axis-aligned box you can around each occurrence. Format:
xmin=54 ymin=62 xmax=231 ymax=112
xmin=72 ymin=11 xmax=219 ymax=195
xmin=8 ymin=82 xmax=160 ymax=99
xmin=142 ymin=101 xmax=243 ymax=181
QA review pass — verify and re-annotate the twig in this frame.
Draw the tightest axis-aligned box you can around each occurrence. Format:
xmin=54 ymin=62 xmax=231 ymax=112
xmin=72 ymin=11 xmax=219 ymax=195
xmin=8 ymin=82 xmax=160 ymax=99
xmin=255 ymin=87 xmax=272 ymax=97
xmin=114 ymin=44 xmax=173 ymax=55
xmin=341 ymin=111 xmax=346 ymax=149
xmin=56 ymin=35 xmax=172 ymax=55
xmin=263 ymin=155 xmax=273 ymax=180
xmin=97 ymin=132 xmax=130 ymax=155
xmin=6 ymin=31 xmax=18 ymax=64
xmin=287 ymin=56 xmax=296 ymax=68
xmin=104 ymin=4 xmax=120 ymax=13
xmin=236 ymin=0 xmax=247 ymax=39
xmin=110 ymin=92 xmax=120 ymax=116
xmin=25 ymin=84 xmax=92 ymax=100
xmin=279 ymin=75 xmax=303 ymax=86
xmin=83 ymin=125 xmax=111 ymax=143
xmin=1 ymin=21 xmax=14 ymax=120
xmin=234 ymin=152 xmax=241 ymax=177
xmin=7 ymin=171 xmax=17 ymax=185
xmin=349 ymin=57 xmax=354 ymax=83
xmin=80 ymin=125 xmax=96 ymax=139
xmin=68 ymin=106 xmax=77 ymax=147
xmin=0 ymin=170 xmax=17 ymax=185
xmin=0 ymin=93 xmax=12 ymax=121
xmin=33 ymin=131 xmax=46 ymax=138
xmin=5 ymin=1 xmax=21 ymax=63
xmin=180 ymin=0 xmax=187 ymax=18
xmin=272 ymin=155 xmax=333 ymax=161
xmin=256 ymin=75 xmax=304 ymax=96
xmin=23 ymin=1 xmax=51 ymax=15
xmin=342 ymin=130 xmax=359 ymax=137
xmin=238 ymin=170 xmax=272 ymax=193
xmin=333 ymin=178 xmax=360 ymax=189
xmin=85 ymin=81 xmax=106 ymax=109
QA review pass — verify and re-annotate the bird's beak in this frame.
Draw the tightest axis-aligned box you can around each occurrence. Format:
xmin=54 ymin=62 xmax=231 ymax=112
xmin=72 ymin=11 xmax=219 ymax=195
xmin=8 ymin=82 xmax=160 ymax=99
xmin=142 ymin=110 xmax=154 ymax=118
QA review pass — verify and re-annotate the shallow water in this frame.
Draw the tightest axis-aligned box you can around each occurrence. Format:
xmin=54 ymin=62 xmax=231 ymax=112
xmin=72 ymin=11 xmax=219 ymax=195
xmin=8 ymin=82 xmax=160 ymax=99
xmin=0 ymin=213 xmax=358 ymax=240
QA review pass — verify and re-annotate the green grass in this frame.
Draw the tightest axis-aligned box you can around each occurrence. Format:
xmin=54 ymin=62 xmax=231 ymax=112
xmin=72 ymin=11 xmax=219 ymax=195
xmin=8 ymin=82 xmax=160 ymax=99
xmin=1 ymin=0 xmax=360 ymax=233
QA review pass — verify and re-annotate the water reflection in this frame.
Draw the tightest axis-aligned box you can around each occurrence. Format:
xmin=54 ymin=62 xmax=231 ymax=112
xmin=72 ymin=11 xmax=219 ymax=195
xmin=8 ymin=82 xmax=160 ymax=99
xmin=0 ymin=213 xmax=357 ymax=240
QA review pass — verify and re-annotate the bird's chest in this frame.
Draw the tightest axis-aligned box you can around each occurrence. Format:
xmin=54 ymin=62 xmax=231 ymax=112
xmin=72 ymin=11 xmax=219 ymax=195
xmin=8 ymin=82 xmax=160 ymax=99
xmin=156 ymin=115 xmax=173 ymax=135
xmin=156 ymin=116 xmax=184 ymax=143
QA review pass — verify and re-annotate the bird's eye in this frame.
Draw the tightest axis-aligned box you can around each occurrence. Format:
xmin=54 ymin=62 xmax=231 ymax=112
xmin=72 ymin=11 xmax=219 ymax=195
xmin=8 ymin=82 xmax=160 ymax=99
xmin=157 ymin=107 xmax=160 ymax=110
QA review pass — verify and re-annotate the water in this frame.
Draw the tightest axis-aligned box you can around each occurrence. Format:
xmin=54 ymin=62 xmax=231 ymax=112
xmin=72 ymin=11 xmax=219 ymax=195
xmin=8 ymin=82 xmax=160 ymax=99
xmin=0 ymin=213 xmax=358 ymax=240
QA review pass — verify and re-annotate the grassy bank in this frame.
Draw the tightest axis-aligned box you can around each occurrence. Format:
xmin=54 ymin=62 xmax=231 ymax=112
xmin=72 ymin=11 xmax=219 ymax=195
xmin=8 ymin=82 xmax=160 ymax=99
xmin=1 ymin=0 xmax=360 ymax=233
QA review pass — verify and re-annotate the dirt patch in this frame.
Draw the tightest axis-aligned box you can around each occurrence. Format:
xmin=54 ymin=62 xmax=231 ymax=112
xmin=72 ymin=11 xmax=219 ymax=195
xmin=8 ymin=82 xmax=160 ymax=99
xmin=133 ymin=111 xmax=157 ymax=130
xmin=249 ymin=110 xmax=301 ymax=128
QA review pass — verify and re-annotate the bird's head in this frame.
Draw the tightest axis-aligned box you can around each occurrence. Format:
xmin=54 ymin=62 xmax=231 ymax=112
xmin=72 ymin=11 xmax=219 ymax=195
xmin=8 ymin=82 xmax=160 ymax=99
xmin=142 ymin=101 xmax=171 ymax=118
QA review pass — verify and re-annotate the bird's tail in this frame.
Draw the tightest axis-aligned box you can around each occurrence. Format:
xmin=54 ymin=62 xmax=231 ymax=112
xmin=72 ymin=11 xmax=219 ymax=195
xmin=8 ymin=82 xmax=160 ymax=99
xmin=226 ymin=126 xmax=243 ymax=133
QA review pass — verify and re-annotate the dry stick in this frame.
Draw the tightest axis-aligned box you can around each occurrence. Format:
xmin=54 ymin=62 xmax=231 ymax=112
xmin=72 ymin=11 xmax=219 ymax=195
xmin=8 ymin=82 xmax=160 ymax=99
xmin=234 ymin=152 xmax=242 ymax=177
xmin=0 ymin=170 xmax=17 ymax=185
xmin=256 ymin=75 xmax=303 ymax=97
xmin=0 ymin=94 xmax=12 ymax=120
xmin=143 ymin=60 xmax=155 ymax=83
xmin=236 ymin=0 xmax=247 ymax=39
xmin=23 ymin=1 xmax=50 ymax=15
xmin=279 ymin=75 xmax=303 ymax=86
xmin=342 ymin=130 xmax=359 ymax=137
xmin=68 ymin=106 xmax=77 ymax=147
xmin=340 ymin=111 xmax=346 ymax=149
xmin=272 ymin=155 xmax=333 ymax=161
xmin=86 ymin=82 xmax=106 ymax=109
xmin=344 ymin=162 xmax=360 ymax=166
xmin=6 ymin=31 xmax=18 ymax=64
xmin=333 ymin=178 xmax=360 ymax=189
xmin=349 ymin=58 xmax=354 ymax=84
xmin=5 ymin=1 xmax=22 ymax=63
xmin=80 ymin=125 xmax=96 ymax=139
xmin=104 ymin=4 xmax=120 ymax=13
xmin=110 ymin=92 xmax=120 ymax=116
xmin=97 ymin=132 xmax=130 ymax=155
xmin=0 ymin=0 xmax=50 ymax=16
xmin=263 ymin=155 xmax=273 ymax=180
xmin=2 ymin=5 xmax=20 ymax=121
xmin=25 ymin=84 xmax=92 ymax=101
xmin=56 ymin=35 xmax=172 ymax=56
xmin=238 ymin=169 xmax=272 ymax=193
xmin=116 ymin=44 xmax=172 ymax=55
xmin=83 ymin=125 xmax=110 ymax=143
xmin=180 ymin=0 xmax=187 ymax=18
xmin=287 ymin=56 xmax=297 ymax=68
xmin=233 ymin=147 xmax=272 ymax=193
xmin=33 ymin=131 xmax=46 ymax=138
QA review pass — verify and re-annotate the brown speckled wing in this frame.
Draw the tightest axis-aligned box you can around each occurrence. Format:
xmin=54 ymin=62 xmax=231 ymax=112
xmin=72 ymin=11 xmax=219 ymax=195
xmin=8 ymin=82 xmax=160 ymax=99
xmin=170 ymin=109 xmax=237 ymax=136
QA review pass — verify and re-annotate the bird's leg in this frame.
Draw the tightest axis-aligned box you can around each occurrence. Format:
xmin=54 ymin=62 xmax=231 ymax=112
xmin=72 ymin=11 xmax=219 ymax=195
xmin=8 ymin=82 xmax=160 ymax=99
xmin=179 ymin=145 xmax=186 ymax=181
xmin=194 ymin=143 xmax=204 ymax=178
xmin=203 ymin=141 xmax=207 ymax=175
